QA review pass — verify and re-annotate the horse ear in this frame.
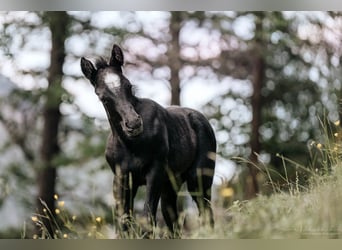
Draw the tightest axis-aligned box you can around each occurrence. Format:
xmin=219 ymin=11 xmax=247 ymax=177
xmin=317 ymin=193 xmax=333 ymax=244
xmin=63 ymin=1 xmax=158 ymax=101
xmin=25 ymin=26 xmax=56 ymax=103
xmin=80 ymin=57 xmax=96 ymax=85
xmin=109 ymin=44 xmax=124 ymax=69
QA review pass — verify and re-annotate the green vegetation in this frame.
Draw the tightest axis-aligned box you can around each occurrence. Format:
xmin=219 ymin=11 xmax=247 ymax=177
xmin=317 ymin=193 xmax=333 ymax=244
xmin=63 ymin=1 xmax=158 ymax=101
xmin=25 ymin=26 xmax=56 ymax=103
xmin=30 ymin=167 xmax=342 ymax=239
xmin=189 ymin=124 xmax=342 ymax=239
xmin=29 ymin=127 xmax=342 ymax=239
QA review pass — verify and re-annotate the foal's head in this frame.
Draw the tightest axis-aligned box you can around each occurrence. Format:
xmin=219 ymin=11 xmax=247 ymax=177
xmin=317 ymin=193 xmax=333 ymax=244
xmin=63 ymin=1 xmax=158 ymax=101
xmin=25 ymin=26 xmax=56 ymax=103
xmin=80 ymin=44 xmax=143 ymax=138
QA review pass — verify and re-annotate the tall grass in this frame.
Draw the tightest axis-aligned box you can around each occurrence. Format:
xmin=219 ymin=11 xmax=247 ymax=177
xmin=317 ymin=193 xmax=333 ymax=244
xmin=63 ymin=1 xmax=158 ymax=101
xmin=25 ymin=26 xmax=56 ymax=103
xmin=32 ymin=163 xmax=342 ymax=239
xmin=200 ymin=165 xmax=342 ymax=239
xmin=187 ymin=119 xmax=342 ymax=239
xmin=30 ymin=120 xmax=342 ymax=239
xmin=30 ymin=195 xmax=172 ymax=239
xmin=31 ymin=160 xmax=342 ymax=239
xmin=30 ymin=196 xmax=110 ymax=239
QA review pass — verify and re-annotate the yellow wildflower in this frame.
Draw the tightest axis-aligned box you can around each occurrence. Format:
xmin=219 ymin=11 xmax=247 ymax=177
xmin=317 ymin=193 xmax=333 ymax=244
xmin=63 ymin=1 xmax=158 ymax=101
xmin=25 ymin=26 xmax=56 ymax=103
xmin=95 ymin=216 xmax=102 ymax=223
xmin=54 ymin=194 xmax=59 ymax=200
xmin=55 ymin=208 xmax=60 ymax=215
xmin=63 ymin=234 xmax=68 ymax=239
xmin=58 ymin=201 xmax=65 ymax=207
xmin=31 ymin=216 xmax=38 ymax=222
xmin=334 ymin=120 xmax=340 ymax=126
xmin=220 ymin=187 xmax=234 ymax=197
xmin=317 ymin=143 xmax=322 ymax=149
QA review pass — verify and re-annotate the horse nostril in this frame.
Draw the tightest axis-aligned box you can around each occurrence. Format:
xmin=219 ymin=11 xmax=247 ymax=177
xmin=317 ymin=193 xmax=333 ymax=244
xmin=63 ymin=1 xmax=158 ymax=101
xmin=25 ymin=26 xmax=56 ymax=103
xmin=125 ymin=118 xmax=142 ymax=130
xmin=125 ymin=121 xmax=133 ymax=130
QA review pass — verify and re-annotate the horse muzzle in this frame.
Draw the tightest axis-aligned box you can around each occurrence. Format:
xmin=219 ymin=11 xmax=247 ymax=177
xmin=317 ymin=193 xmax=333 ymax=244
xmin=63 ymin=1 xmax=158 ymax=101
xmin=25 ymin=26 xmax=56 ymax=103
xmin=126 ymin=125 xmax=143 ymax=137
xmin=123 ymin=119 xmax=143 ymax=137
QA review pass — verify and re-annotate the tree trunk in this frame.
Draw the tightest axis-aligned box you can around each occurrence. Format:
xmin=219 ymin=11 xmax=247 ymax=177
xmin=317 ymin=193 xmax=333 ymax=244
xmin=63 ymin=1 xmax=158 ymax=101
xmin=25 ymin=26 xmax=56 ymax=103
xmin=168 ymin=12 xmax=182 ymax=106
xmin=245 ymin=55 xmax=264 ymax=199
xmin=36 ymin=11 xmax=69 ymax=237
xmin=245 ymin=13 xmax=265 ymax=199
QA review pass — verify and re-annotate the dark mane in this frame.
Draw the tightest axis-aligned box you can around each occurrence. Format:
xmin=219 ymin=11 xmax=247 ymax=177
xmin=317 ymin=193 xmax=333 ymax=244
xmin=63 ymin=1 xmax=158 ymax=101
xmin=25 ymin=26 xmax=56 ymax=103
xmin=95 ymin=57 xmax=108 ymax=70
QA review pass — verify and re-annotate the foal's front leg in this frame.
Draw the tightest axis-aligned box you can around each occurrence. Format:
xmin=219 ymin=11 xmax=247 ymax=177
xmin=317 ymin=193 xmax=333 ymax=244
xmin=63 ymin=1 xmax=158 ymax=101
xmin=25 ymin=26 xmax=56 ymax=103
xmin=142 ymin=163 xmax=166 ymax=237
xmin=113 ymin=171 xmax=138 ymax=234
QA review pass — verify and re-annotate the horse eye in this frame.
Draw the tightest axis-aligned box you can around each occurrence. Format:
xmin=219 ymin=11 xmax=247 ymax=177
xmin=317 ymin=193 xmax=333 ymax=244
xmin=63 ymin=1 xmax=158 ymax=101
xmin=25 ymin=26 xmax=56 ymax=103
xmin=128 ymin=84 xmax=136 ymax=96
xmin=128 ymin=85 xmax=133 ymax=93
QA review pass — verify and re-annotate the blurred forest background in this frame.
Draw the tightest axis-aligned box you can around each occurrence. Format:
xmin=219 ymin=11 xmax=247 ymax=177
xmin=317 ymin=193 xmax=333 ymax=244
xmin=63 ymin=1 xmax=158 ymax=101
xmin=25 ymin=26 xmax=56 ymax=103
xmin=0 ymin=11 xmax=342 ymax=238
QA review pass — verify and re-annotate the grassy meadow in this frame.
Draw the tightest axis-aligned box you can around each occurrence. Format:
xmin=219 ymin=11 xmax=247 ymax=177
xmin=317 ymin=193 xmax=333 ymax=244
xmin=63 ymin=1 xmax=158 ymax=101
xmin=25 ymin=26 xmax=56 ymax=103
xmin=29 ymin=122 xmax=342 ymax=239
xmin=30 ymin=162 xmax=342 ymax=239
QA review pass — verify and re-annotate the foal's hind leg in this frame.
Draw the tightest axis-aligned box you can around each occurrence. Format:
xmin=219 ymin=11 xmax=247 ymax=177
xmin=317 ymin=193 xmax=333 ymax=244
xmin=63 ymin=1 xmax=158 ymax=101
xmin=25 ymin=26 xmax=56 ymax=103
xmin=161 ymin=180 xmax=182 ymax=237
xmin=187 ymin=111 xmax=216 ymax=228
xmin=187 ymin=164 xmax=215 ymax=228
